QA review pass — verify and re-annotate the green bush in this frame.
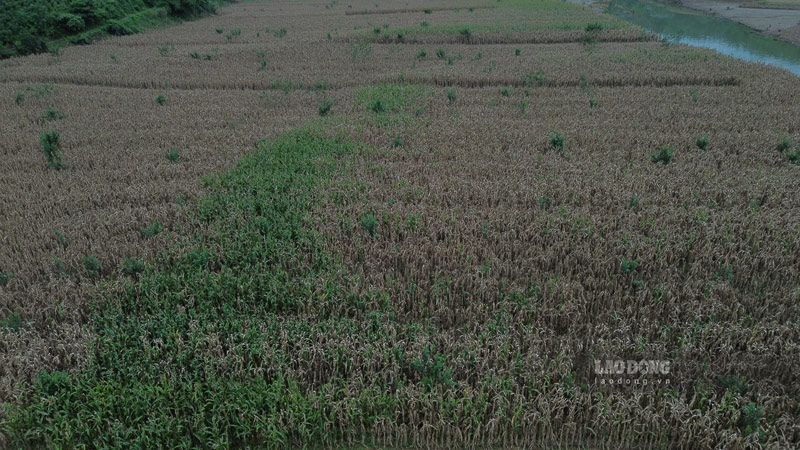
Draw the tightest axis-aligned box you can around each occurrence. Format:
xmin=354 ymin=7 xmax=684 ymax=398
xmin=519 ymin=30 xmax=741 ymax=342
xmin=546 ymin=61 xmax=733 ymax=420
xmin=523 ymin=70 xmax=546 ymax=87
xmin=82 ymin=254 xmax=100 ymax=277
xmin=515 ymin=48 xmax=520 ymax=56
xmin=500 ymin=87 xmax=510 ymax=97
xmin=155 ymin=93 xmax=167 ymax=105
xmin=166 ymin=147 xmax=180 ymax=162
xmin=0 ymin=312 xmax=25 ymax=331
xmin=121 ymin=257 xmax=144 ymax=276
xmin=40 ymin=129 xmax=64 ymax=170
xmin=446 ymin=88 xmax=456 ymax=103
xmin=318 ymin=99 xmax=333 ymax=116
xmin=585 ymin=22 xmax=604 ymax=32
xmin=696 ymin=135 xmax=708 ymax=150
xmin=140 ymin=221 xmax=163 ymax=238
xmin=549 ymin=132 xmax=565 ymax=152
xmin=435 ymin=47 xmax=446 ymax=60
xmin=361 ymin=214 xmax=378 ymax=237
xmin=651 ymin=146 xmax=673 ymax=164
xmin=416 ymin=48 xmax=427 ymax=59
xmin=392 ymin=133 xmax=403 ymax=148
xmin=42 ymin=108 xmax=66 ymax=120
xmin=0 ymin=272 xmax=12 ymax=287
xmin=621 ymin=259 xmax=639 ymax=274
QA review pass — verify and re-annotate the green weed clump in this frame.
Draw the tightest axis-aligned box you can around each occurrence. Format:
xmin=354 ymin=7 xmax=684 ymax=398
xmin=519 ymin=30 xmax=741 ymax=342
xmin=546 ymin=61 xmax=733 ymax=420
xmin=0 ymin=272 xmax=12 ymax=287
xmin=777 ymin=137 xmax=800 ymax=164
xmin=500 ymin=87 xmax=510 ymax=97
xmin=549 ymin=132 xmax=565 ymax=152
xmin=416 ymin=49 xmax=427 ymax=59
xmin=585 ymin=22 xmax=604 ymax=32
xmin=121 ymin=258 xmax=144 ymax=276
xmin=361 ymin=214 xmax=378 ymax=236
xmin=523 ymin=70 xmax=546 ymax=87
xmin=651 ymin=146 xmax=673 ymax=164
xmin=42 ymin=108 xmax=66 ymax=121
xmin=392 ymin=134 xmax=403 ymax=147
xmin=166 ymin=148 xmax=180 ymax=162
xmin=155 ymin=93 xmax=167 ymax=105
xmin=696 ymin=135 xmax=708 ymax=150
xmin=436 ymin=47 xmax=446 ymax=60
xmin=82 ymin=255 xmax=99 ymax=277
xmin=140 ymin=221 xmax=163 ymax=238
xmin=411 ymin=345 xmax=455 ymax=391
xmin=0 ymin=312 xmax=24 ymax=331
xmin=446 ymin=88 xmax=456 ymax=103
xmin=40 ymin=129 xmax=64 ymax=170
xmin=318 ymin=99 xmax=333 ymax=116
xmin=515 ymin=48 xmax=520 ymax=56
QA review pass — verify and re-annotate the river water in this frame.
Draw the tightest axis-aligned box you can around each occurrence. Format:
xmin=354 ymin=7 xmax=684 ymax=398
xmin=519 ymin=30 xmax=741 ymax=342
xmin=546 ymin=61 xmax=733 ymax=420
xmin=601 ymin=0 xmax=800 ymax=76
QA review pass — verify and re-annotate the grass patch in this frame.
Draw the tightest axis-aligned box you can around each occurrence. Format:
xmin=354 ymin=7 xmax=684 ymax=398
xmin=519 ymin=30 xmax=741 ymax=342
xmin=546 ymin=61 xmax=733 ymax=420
xmin=356 ymin=83 xmax=429 ymax=125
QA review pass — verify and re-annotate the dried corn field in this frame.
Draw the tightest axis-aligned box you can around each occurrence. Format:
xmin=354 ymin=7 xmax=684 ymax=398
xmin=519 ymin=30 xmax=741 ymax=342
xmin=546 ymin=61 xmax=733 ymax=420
xmin=1 ymin=0 xmax=799 ymax=448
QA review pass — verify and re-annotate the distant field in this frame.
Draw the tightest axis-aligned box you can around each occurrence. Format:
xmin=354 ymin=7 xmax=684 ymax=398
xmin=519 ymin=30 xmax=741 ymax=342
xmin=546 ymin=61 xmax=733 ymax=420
xmin=1 ymin=0 xmax=799 ymax=448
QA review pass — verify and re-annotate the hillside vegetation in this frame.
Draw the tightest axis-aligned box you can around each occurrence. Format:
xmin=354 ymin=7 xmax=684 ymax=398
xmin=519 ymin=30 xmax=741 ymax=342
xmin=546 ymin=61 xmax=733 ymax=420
xmin=0 ymin=0 xmax=223 ymax=58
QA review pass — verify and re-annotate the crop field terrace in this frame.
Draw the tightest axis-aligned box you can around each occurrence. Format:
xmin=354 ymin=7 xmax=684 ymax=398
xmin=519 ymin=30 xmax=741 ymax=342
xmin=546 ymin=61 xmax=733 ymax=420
xmin=0 ymin=0 xmax=799 ymax=448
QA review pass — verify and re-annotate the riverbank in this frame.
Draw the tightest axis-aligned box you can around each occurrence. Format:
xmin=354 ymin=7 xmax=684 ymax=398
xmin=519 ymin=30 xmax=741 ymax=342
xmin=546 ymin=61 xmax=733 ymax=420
xmin=681 ymin=0 xmax=800 ymax=45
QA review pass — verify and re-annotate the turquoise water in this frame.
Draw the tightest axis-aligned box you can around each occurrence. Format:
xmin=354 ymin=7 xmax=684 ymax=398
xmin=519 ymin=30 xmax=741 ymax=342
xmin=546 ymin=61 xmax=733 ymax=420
xmin=605 ymin=0 xmax=800 ymax=76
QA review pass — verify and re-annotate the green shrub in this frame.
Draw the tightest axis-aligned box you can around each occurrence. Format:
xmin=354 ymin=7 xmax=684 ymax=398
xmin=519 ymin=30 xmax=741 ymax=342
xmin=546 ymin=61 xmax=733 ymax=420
xmin=155 ymin=93 xmax=167 ymax=105
xmin=0 ymin=272 xmax=12 ymax=287
xmin=215 ymin=27 xmax=224 ymax=34
xmin=629 ymin=195 xmax=639 ymax=209
xmin=55 ymin=230 xmax=68 ymax=248
xmin=585 ymin=22 xmax=604 ymax=32
xmin=515 ymin=48 xmax=520 ymax=56
xmin=459 ymin=28 xmax=471 ymax=38
xmin=225 ymin=28 xmax=242 ymax=40
xmin=696 ymin=135 xmax=709 ymax=150
xmin=777 ymin=136 xmax=795 ymax=152
xmin=40 ymin=130 xmax=64 ymax=170
xmin=621 ymin=259 xmax=639 ymax=274
xmin=538 ymin=196 xmax=553 ymax=210
xmin=500 ymin=87 xmax=510 ymax=97
xmin=14 ymin=91 xmax=24 ymax=105
xmin=717 ymin=375 xmax=748 ymax=395
xmin=157 ymin=45 xmax=173 ymax=56
xmin=446 ymin=88 xmax=456 ymax=103
xmin=82 ymin=255 xmax=100 ymax=277
xmin=121 ymin=258 xmax=144 ymax=276
xmin=42 ymin=108 xmax=66 ymax=121
xmin=411 ymin=345 xmax=455 ymax=391
xmin=549 ymin=132 xmax=565 ymax=152
xmin=189 ymin=51 xmax=201 ymax=59
xmin=373 ymin=26 xmax=382 ymax=34
xmin=392 ymin=134 xmax=403 ymax=147
xmin=651 ymin=146 xmax=673 ymax=164
xmin=435 ymin=47 xmax=446 ymax=60
xmin=361 ymin=214 xmax=378 ymax=237
xmin=424 ymin=8 xmax=432 ymax=13
xmin=416 ymin=49 xmax=427 ymax=59
xmin=318 ymin=99 xmax=333 ymax=116
xmin=369 ymin=98 xmax=385 ymax=113
xmin=0 ymin=312 xmax=24 ymax=331
xmin=740 ymin=402 xmax=763 ymax=436
xmin=166 ymin=148 xmax=180 ymax=162
xmin=589 ymin=98 xmax=598 ymax=108
xmin=786 ymin=148 xmax=800 ymax=164
xmin=140 ymin=221 xmax=163 ymax=238
xmin=523 ymin=70 xmax=546 ymax=87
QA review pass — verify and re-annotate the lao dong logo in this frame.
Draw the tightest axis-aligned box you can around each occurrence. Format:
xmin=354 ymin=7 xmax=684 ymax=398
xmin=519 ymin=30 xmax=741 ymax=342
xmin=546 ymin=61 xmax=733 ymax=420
xmin=592 ymin=359 xmax=672 ymax=387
